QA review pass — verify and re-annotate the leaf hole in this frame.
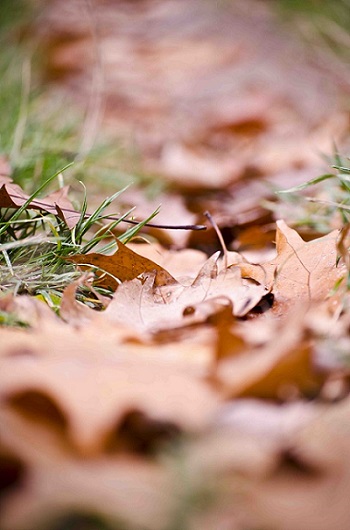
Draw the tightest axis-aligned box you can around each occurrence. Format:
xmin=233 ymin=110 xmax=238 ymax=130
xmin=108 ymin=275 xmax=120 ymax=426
xmin=7 ymin=390 xmax=68 ymax=432
xmin=105 ymin=409 xmax=181 ymax=456
xmin=0 ymin=453 xmax=26 ymax=501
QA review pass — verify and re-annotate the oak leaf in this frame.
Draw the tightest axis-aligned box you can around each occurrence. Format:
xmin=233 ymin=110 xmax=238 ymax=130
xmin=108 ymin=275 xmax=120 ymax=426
xmin=216 ymin=307 xmax=326 ymax=400
xmin=240 ymin=220 xmax=345 ymax=301
xmin=0 ymin=425 xmax=173 ymax=530
xmin=0 ymin=323 xmax=219 ymax=457
xmin=66 ymin=240 xmax=176 ymax=291
xmin=242 ymin=396 xmax=350 ymax=530
xmin=0 ymin=177 xmax=80 ymax=229
xmin=126 ymin=243 xmax=208 ymax=280
xmin=105 ymin=252 xmax=269 ymax=332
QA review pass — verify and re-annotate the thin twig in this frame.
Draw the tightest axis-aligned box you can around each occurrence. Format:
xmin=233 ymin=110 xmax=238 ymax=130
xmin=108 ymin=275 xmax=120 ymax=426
xmin=3 ymin=192 xmax=207 ymax=231
xmin=204 ymin=211 xmax=227 ymax=268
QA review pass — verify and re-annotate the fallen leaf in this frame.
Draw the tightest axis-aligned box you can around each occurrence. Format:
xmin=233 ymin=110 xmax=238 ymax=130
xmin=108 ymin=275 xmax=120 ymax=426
xmin=0 ymin=293 xmax=59 ymax=329
xmin=0 ymin=323 xmax=219 ymax=457
xmin=217 ymin=307 xmax=326 ymax=400
xmin=155 ymin=142 xmax=246 ymax=190
xmin=242 ymin=396 xmax=350 ymax=530
xmin=126 ymin=243 xmax=208 ymax=281
xmin=0 ymin=430 xmax=173 ymax=530
xmin=0 ymin=177 xmax=80 ymax=228
xmin=59 ymin=273 xmax=109 ymax=326
xmin=66 ymin=239 xmax=177 ymax=291
xmin=240 ymin=220 xmax=345 ymax=301
xmin=45 ymin=187 xmax=81 ymax=229
xmin=105 ymin=253 xmax=269 ymax=332
xmin=172 ymin=398 xmax=317 ymax=530
xmin=0 ymin=177 xmax=28 ymax=208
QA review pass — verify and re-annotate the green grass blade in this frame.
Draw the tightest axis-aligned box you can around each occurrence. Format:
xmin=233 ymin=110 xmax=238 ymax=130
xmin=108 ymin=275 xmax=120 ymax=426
xmin=276 ymin=173 xmax=335 ymax=194
xmin=0 ymin=162 xmax=74 ymax=236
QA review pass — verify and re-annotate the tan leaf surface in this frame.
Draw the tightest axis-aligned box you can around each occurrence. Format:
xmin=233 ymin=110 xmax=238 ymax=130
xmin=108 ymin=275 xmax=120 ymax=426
xmin=154 ymin=142 xmax=246 ymax=190
xmin=242 ymin=396 xmax=350 ymax=530
xmin=59 ymin=279 xmax=102 ymax=326
xmin=105 ymin=253 xmax=269 ymax=332
xmin=240 ymin=220 xmax=345 ymax=301
xmin=0 ymin=323 xmax=219 ymax=457
xmin=0 ymin=417 xmax=174 ymax=530
xmin=216 ymin=307 xmax=326 ymax=400
xmin=126 ymin=243 xmax=208 ymax=280
xmin=0 ymin=293 xmax=60 ymax=329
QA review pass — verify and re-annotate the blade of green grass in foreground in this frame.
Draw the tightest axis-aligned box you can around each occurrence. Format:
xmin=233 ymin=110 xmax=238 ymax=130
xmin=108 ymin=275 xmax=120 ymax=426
xmin=0 ymin=162 xmax=74 ymax=237
xmin=0 ymin=170 xmax=164 ymax=309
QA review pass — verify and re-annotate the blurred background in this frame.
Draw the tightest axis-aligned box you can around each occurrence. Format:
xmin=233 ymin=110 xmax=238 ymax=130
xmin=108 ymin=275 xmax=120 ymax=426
xmin=1 ymin=0 xmax=350 ymax=249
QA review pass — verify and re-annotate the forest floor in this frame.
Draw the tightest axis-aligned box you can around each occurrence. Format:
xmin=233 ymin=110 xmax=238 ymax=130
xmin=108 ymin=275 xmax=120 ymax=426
xmin=1 ymin=1 xmax=350 ymax=530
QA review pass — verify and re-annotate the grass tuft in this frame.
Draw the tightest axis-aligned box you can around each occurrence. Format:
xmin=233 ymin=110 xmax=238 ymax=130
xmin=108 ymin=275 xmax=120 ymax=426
xmin=0 ymin=168 xmax=157 ymax=306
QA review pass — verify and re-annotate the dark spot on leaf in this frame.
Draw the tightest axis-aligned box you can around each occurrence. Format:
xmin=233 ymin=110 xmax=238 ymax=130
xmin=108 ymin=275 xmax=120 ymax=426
xmin=5 ymin=347 xmax=36 ymax=358
xmin=183 ymin=305 xmax=195 ymax=316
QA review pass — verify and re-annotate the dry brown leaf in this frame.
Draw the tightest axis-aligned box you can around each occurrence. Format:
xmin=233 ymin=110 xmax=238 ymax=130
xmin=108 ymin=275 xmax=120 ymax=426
xmin=126 ymin=243 xmax=208 ymax=280
xmin=0 ymin=177 xmax=80 ymax=229
xmin=155 ymin=142 xmax=246 ymax=190
xmin=0 ymin=293 xmax=59 ymax=329
xmin=66 ymin=239 xmax=177 ymax=291
xmin=169 ymin=398 xmax=318 ymax=530
xmin=45 ymin=186 xmax=81 ymax=229
xmin=0 ymin=323 xmax=219 ymax=458
xmin=0 ymin=422 xmax=174 ymax=530
xmin=59 ymin=274 xmax=109 ymax=326
xmin=104 ymin=252 xmax=269 ymax=332
xmin=217 ymin=307 xmax=326 ymax=400
xmin=241 ymin=397 xmax=350 ymax=530
xmin=240 ymin=220 xmax=345 ymax=301
xmin=0 ymin=176 xmax=29 ymax=208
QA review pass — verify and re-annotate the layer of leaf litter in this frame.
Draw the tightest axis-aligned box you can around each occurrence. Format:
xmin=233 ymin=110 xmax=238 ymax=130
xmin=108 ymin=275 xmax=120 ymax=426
xmin=1 ymin=1 xmax=350 ymax=530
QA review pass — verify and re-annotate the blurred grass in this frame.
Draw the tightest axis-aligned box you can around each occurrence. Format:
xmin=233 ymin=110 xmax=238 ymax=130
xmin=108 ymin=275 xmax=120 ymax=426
xmin=1 ymin=0 xmax=349 ymax=220
xmin=274 ymin=0 xmax=350 ymax=66
xmin=0 ymin=0 xmax=143 ymax=196
xmin=0 ymin=0 xmax=161 ymax=306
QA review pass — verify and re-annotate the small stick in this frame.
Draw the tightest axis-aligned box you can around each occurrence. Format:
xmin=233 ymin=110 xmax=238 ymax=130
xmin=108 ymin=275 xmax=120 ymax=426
xmin=204 ymin=211 xmax=228 ymax=269
xmin=3 ymin=192 xmax=207 ymax=231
